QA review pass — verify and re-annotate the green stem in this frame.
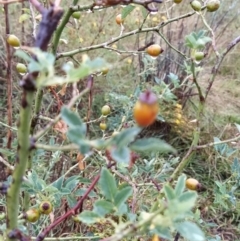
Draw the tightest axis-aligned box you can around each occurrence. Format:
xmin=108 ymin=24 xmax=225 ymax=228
xmin=6 ymin=91 xmax=35 ymax=241
xmin=35 ymin=143 xmax=79 ymax=151
xmin=52 ymin=0 xmax=81 ymax=55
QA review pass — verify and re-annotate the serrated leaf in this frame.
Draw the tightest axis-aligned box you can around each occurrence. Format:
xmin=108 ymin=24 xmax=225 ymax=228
xmin=175 ymin=221 xmax=205 ymax=241
xmin=93 ymin=200 xmax=114 ymax=217
xmin=164 ymin=185 xmax=176 ymax=201
xmin=175 ymin=174 xmax=186 ymax=196
xmin=60 ymin=188 xmax=71 ymax=195
xmin=64 ymin=179 xmax=78 ymax=191
xmin=111 ymin=127 xmax=141 ymax=147
xmin=67 ymin=195 xmax=77 ymax=208
xmin=121 ymin=4 xmax=135 ymax=19
xmin=51 ymin=177 xmax=64 ymax=190
xmin=110 ymin=146 xmax=131 ymax=164
xmin=99 ymin=168 xmax=117 ymax=201
xmin=114 ymin=186 xmax=132 ymax=208
xmin=130 ymin=138 xmax=176 ymax=154
xmin=78 ymin=211 xmax=101 ymax=224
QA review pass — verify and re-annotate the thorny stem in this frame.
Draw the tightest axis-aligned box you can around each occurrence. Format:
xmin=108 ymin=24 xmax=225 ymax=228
xmin=6 ymin=3 xmax=64 ymax=240
xmin=6 ymin=91 xmax=35 ymax=241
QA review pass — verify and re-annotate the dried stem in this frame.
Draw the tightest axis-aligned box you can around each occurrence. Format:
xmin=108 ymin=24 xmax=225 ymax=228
xmin=205 ymin=35 xmax=240 ymax=98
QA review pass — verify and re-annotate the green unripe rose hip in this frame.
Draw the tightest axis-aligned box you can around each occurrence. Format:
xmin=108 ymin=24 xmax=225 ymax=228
xmin=7 ymin=34 xmax=20 ymax=47
xmin=72 ymin=11 xmax=81 ymax=19
xmin=16 ymin=63 xmax=27 ymax=74
xmin=101 ymin=105 xmax=111 ymax=116
xmin=206 ymin=0 xmax=220 ymax=12
xmin=190 ymin=0 xmax=202 ymax=11
xmin=39 ymin=201 xmax=53 ymax=215
xmin=24 ymin=209 xmax=40 ymax=223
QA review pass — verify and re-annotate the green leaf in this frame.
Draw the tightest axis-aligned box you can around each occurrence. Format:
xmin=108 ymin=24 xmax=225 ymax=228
xmin=90 ymin=139 xmax=108 ymax=150
xmin=164 ymin=185 xmax=176 ymax=201
xmin=67 ymin=195 xmax=77 ymax=208
xmin=99 ymin=168 xmax=117 ymax=201
xmin=175 ymin=174 xmax=186 ymax=196
xmin=152 ymin=226 xmax=172 ymax=240
xmin=130 ymin=138 xmax=176 ymax=154
xmin=61 ymin=107 xmax=83 ymax=129
xmin=78 ymin=211 xmax=101 ymax=224
xmin=176 ymin=191 xmax=197 ymax=212
xmin=64 ymin=178 xmax=78 ymax=191
xmin=111 ymin=127 xmax=141 ymax=148
xmin=0 ymin=148 xmax=14 ymax=157
xmin=51 ymin=176 xmax=64 ymax=190
xmin=115 ymin=203 xmax=128 ymax=215
xmin=110 ymin=146 xmax=131 ymax=164
xmin=178 ymin=191 xmax=197 ymax=204
xmin=175 ymin=221 xmax=205 ymax=241
xmin=15 ymin=50 xmax=32 ymax=62
xmin=141 ymin=5 xmax=148 ymax=18
xmin=67 ymin=57 xmax=108 ymax=82
xmin=185 ymin=34 xmax=197 ymax=49
xmin=199 ymin=36 xmax=212 ymax=45
xmin=93 ymin=200 xmax=114 ymax=217
xmin=114 ymin=186 xmax=132 ymax=208
xmin=67 ymin=132 xmax=90 ymax=154
xmin=121 ymin=4 xmax=135 ymax=19
xmin=75 ymin=188 xmax=97 ymax=198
